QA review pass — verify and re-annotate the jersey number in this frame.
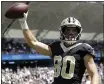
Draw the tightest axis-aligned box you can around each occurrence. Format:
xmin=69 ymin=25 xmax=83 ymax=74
xmin=54 ymin=56 xmax=75 ymax=79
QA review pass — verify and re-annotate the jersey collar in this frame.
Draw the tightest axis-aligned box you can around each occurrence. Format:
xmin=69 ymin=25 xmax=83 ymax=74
xmin=60 ymin=42 xmax=82 ymax=52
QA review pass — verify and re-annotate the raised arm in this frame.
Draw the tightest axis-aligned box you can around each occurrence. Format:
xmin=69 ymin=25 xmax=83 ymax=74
xmin=18 ymin=12 xmax=52 ymax=56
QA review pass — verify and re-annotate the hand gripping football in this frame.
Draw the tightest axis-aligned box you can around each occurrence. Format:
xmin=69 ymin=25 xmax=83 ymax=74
xmin=5 ymin=3 xmax=29 ymax=19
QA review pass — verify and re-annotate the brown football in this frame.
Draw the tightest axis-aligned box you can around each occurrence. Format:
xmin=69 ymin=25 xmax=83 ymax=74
xmin=5 ymin=3 xmax=29 ymax=19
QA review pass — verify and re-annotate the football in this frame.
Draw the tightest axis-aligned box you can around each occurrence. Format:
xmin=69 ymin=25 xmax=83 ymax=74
xmin=5 ymin=3 xmax=29 ymax=19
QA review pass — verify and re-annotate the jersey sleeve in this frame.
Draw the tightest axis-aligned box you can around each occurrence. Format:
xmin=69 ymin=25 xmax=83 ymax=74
xmin=83 ymin=43 xmax=95 ymax=58
xmin=49 ymin=42 xmax=55 ymax=56
xmin=48 ymin=41 xmax=61 ymax=57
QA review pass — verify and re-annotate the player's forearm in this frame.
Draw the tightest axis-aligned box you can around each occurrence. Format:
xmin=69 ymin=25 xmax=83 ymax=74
xmin=23 ymin=29 xmax=37 ymax=42
xmin=23 ymin=29 xmax=38 ymax=48
xmin=18 ymin=14 xmax=38 ymax=47
xmin=90 ymin=73 xmax=99 ymax=84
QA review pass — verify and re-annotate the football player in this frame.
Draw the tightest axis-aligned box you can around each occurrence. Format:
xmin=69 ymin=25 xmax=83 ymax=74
xmin=18 ymin=12 xmax=99 ymax=84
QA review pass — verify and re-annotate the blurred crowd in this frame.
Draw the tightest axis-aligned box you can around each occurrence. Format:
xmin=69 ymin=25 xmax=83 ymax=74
xmin=2 ymin=38 xmax=37 ymax=54
xmin=1 ymin=61 xmax=104 ymax=84
xmin=2 ymin=66 xmax=54 ymax=84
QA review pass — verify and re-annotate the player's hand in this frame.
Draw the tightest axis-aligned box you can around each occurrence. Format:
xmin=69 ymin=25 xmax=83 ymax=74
xmin=18 ymin=11 xmax=29 ymax=29
xmin=18 ymin=11 xmax=28 ymax=23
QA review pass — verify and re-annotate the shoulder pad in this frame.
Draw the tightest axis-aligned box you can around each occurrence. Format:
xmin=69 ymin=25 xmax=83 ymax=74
xmin=83 ymin=43 xmax=93 ymax=49
xmin=83 ymin=43 xmax=95 ymax=57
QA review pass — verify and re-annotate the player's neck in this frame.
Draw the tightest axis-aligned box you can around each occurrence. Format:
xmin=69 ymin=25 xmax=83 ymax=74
xmin=63 ymin=42 xmax=75 ymax=48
